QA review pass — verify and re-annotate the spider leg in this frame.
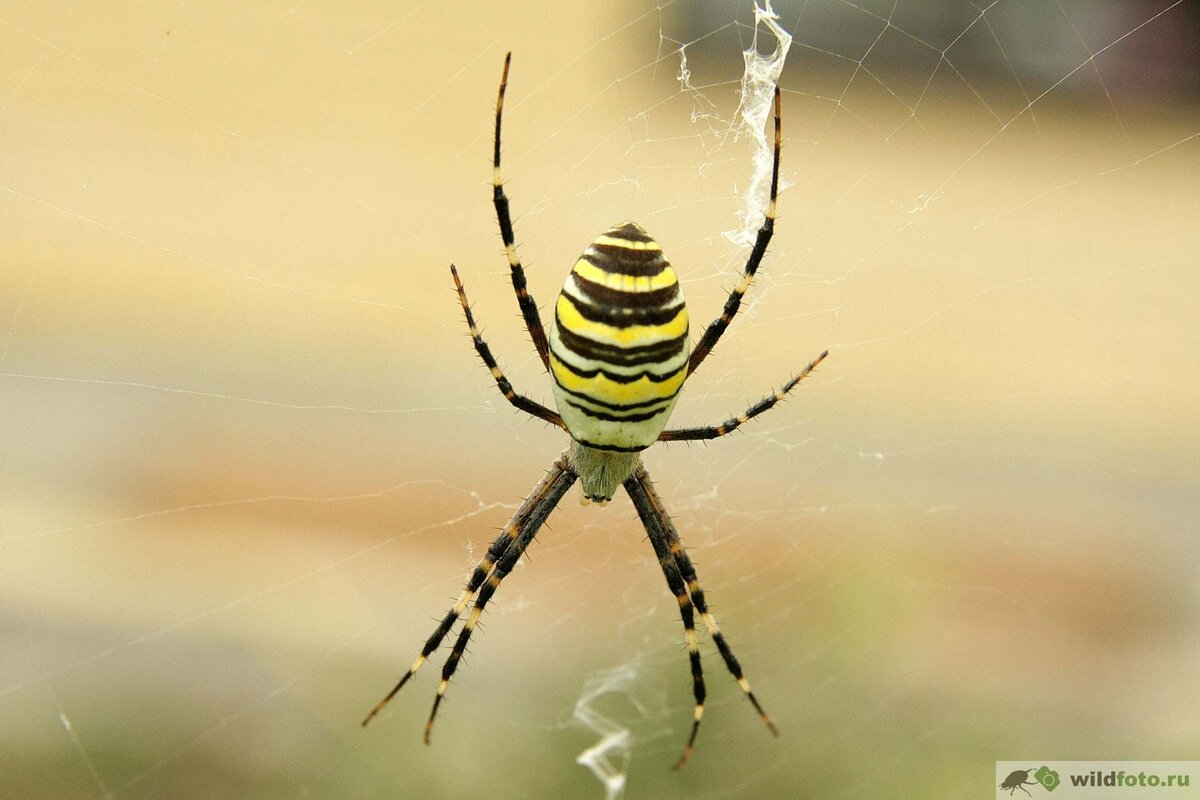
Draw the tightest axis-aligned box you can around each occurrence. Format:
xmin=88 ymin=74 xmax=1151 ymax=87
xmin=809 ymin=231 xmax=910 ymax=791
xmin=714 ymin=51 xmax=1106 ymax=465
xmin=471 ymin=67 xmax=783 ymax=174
xmin=659 ymin=350 xmax=827 ymax=442
xmin=493 ymin=52 xmax=551 ymax=371
xmin=362 ymin=451 xmax=576 ymax=729
xmin=622 ymin=468 xmax=707 ymax=770
xmin=625 ymin=466 xmax=778 ymax=766
xmin=451 ymin=265 xmax=564 ymax=428
xmin=687 ymin=86 xmax=782 ymax=378
xmin=424 ymin=453 xmax=577 ymax=743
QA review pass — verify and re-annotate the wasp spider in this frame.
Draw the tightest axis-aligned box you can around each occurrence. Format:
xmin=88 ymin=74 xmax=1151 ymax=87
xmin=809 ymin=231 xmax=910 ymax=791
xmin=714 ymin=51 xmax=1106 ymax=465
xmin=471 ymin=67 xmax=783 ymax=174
xmin=362 ymin=53 xmax=827 ymax=769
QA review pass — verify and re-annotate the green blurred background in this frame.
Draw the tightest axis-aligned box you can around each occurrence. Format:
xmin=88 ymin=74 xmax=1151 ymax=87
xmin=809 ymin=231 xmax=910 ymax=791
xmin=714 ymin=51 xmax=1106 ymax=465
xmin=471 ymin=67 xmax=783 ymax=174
xmin=2 ymin=2 xmax=1197 ymax=798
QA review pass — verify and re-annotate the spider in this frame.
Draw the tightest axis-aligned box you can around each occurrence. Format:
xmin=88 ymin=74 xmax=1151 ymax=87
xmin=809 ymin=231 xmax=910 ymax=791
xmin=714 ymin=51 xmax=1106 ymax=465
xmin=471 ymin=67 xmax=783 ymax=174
xmin=362 ymin=53 xmax=827 ymax=770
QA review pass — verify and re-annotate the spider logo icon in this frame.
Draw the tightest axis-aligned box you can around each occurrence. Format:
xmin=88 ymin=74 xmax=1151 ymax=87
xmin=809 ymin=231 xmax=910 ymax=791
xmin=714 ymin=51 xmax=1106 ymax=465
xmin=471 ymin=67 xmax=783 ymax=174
xmin=1000 ymin=766 xmax=1060 ymax=795
xmin=1000 ymin=769 xmax=1039 ymax=796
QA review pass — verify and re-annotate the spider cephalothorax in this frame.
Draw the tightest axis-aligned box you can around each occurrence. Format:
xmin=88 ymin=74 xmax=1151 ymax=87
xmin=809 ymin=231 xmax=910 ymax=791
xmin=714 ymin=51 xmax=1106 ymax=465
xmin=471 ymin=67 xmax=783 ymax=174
xmin=362 ymin=52 xmax=827 ymax=770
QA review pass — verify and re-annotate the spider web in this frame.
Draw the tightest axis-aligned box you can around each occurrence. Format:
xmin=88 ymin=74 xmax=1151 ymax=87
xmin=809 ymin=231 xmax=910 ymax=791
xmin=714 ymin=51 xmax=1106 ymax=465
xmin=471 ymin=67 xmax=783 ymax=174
xmin=2 ymin=2 xmax=1198 ymax=799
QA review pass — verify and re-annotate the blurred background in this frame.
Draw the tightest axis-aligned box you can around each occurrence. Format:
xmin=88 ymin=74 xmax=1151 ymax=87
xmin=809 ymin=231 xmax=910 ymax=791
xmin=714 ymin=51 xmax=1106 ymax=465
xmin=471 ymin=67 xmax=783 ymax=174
xmin=1 ymin=1 xmax=1197 ymax=798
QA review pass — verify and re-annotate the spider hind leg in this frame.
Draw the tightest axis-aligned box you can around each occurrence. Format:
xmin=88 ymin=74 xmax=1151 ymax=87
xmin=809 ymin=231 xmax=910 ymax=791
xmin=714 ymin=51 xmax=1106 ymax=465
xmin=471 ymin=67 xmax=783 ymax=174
xmin=492 ymin=52 xmax=551 ymax=370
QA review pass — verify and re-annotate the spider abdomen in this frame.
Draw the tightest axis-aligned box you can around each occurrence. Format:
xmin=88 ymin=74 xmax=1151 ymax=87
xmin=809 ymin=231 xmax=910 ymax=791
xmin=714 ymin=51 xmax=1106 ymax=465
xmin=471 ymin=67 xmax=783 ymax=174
xmin=548 ymin=222 xmax=690 ymax=451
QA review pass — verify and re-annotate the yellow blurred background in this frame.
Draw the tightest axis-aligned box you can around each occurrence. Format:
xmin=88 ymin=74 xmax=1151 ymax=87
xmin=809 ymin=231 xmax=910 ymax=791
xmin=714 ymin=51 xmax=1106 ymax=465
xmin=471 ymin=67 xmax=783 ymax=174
xmin=1 ymin=2 xmax=1197 ymax=798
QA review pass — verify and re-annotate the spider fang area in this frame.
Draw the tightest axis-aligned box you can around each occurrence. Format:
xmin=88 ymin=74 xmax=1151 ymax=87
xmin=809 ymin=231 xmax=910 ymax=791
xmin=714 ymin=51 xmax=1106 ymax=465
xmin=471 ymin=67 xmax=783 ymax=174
xmin=568 ymin=441 xmax=641 ymax=502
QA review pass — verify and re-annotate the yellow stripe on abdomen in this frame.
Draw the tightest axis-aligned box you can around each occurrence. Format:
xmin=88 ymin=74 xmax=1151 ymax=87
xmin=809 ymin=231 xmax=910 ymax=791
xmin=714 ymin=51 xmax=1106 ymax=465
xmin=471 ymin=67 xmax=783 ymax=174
xmin=571 ymin=259 xmax=678 ymax=293
xmin=550 ymin=352 xmax=686 ymax=406
xmin=555 ymin=294 xmax=688 ymax=348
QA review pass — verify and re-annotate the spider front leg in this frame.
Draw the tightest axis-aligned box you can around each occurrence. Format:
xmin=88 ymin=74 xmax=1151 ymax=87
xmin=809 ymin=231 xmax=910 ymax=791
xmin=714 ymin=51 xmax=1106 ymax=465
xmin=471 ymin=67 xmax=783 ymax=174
xmin=451 ymin=265 xmax=564 ymax=428
xmin=363 ymin=453 xmax=577 ymax=731
xmin=631 ymin=466 xmax=777 ymax=733
xmin=624 ymin=467 xmax=778 ymax=769
xmin=659 ymin=350 xmax=827 ymax=442
xmin=424 ymin=455 xmax=577 ymax=742
xmin=492 ymin=52 xmax=551 ymax=370
xmin=624 ymin=470 xmax=708 ymax=769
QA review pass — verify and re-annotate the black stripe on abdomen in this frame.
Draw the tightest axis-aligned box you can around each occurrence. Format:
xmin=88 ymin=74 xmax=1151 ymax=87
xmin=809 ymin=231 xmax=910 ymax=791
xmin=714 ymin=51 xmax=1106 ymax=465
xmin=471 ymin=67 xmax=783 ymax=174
xmin=553 ymin=317 xmax=687 ymax=366
xmin=579 ymin=246 xmax=668 ymax=277
xmin=561 ymin=293 xmax=681 ymax=328
xmin=562 ymin=397 xmax=674 ymax=424
xmin=570 ymin=273 xmax=680 ymax=310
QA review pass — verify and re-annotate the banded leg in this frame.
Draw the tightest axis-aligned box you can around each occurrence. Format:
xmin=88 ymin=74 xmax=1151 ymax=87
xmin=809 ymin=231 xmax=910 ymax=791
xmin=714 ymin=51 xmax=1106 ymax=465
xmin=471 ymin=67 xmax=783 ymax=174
xmin=659 ymin=350 xmax=827 ymax=442
xmin=362 ymin=451 xmax=576 ymax=728
xmin=451 ymin=264 xmax=563 ymax=428
xmin=688 ymin=86 xmax=783 ymax=377
xmin=623 ymin=470 xmax=708 ymax=770
xmin=493 ymin=52 xmax=551 ymax=371
xmin=626 ymin=466 xmax=779 ymax=757
xmin=424 ymin=455 xmax=578 ymax=743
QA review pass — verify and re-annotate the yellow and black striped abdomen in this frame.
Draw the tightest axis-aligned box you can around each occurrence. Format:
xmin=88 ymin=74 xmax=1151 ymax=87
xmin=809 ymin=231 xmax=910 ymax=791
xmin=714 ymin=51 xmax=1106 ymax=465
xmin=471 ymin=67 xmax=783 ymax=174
xmin=549 ymin=222 xmax=690 ymax=451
